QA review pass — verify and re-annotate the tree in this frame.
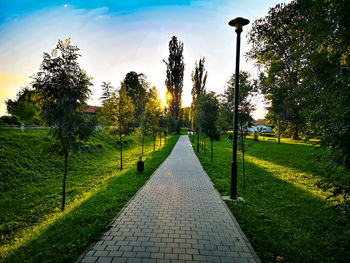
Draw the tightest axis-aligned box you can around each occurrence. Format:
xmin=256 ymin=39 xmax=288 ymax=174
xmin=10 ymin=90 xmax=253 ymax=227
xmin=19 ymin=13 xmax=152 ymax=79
xmin=191 ymin=57 xmax=208 ymax=152
xmin=222 ymin=71 xmax=256 ymax=187
xmin=122 ymin=71 xmax=148 ymax=127
xmin=158 ymin=108 xmax=168 ymax=147
xmin=102 ymin=84 xmax=134 ymax=170
xmin=100 ymin=82 xmax=114 ymax=102
xmin=295 ymin=0 xmax=350 ymax=168
xmin=143 ymin=86 xmax=162 ymax=151
xmin=197 ymin=92 xmax=220 ymax=161
xmin=5 ymin=87 xmax=37 ymax=124
xmin=163 ymin=36 xmax=184 ymax=129
xmin=32 ymin=38 xmax=96 ymax=211
xmin=222 ymin=71 xmax=256 ymax=131
xmin=247 ymin=2 xmax=307 ymax=140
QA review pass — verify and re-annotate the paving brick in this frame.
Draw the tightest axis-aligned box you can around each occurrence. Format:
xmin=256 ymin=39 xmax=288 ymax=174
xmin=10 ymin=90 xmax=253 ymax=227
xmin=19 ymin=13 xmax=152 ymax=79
xmin=111 ymin=258 xmax=127 ymax=263
xmin=81 ymin=256 xmax=97 ymax=263
xmin=77 ymin=136 xmax=260 ymax=263
xmin=97 ymin=257 xmax=112 ymax=263
xmin=178 ymin=254 xmax=192 ymax=260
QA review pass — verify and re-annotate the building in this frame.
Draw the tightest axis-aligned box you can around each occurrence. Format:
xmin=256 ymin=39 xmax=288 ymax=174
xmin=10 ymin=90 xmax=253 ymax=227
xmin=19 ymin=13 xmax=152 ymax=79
xmin=85 ymin=105 xmax=102 ymax=115
xmin=248 ymin=119 xmax=273 ymax=133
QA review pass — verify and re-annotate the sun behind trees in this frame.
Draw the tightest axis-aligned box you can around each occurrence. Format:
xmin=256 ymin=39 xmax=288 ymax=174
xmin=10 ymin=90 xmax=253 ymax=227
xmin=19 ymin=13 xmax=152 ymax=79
xmin=163 ymin=36 xmax=185 ymax=134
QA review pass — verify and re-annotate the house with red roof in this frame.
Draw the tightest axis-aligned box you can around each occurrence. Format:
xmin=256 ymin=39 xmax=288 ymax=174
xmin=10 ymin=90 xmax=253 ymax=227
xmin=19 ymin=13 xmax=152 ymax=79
xmin=85 ymin=105 xmax=102 ymax=115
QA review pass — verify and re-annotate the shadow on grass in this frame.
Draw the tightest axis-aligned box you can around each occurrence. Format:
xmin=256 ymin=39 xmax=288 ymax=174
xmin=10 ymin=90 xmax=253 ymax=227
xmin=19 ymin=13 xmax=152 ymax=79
xmin=3 ymin=136 xmax=179 ymax=263
xmin=193 ymin=140 xmax=350 ymax=263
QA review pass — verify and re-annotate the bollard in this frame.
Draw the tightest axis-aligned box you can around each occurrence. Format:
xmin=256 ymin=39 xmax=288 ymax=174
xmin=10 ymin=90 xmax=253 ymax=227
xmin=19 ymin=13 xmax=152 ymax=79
xmin=137 ymin=156 xmax=144 ymax=172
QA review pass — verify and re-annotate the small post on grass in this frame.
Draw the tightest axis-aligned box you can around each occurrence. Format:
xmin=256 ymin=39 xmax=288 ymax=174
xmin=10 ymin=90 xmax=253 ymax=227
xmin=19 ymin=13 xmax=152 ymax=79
xmin=229 ymin=17 xmax=249 ymax=200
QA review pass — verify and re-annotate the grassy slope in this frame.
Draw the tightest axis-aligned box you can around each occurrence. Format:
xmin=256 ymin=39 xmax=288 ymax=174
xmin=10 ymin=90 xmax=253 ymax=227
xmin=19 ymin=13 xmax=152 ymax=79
xmin=191 ymin=134 xmax=350 ymax=263
xmin=0 ymin=128 xmax=178 ymax=263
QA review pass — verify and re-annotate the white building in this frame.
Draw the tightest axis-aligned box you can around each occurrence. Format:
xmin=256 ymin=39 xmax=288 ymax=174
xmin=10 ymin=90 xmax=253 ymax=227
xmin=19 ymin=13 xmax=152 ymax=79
xmin=248 ymin=119 xmax=273 ymax=133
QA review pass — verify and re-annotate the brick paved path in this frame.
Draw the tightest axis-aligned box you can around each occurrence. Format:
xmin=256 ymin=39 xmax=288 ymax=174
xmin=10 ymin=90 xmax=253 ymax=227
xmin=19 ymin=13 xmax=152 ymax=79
xmin=78 ymin=136 xmax=260 ymax=263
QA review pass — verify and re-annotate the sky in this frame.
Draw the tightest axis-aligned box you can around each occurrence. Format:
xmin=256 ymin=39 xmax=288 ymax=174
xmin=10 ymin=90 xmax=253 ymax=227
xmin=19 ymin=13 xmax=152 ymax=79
xmin=0 ymin=0 xmax=291 ymax=119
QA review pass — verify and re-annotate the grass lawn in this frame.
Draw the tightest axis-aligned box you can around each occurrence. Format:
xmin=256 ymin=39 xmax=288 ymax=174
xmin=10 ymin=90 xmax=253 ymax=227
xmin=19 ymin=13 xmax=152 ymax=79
xmin=191 ymin=134 xmax=350 ymax=263
xmin=0 ymin=128 xmax=178 ymax=263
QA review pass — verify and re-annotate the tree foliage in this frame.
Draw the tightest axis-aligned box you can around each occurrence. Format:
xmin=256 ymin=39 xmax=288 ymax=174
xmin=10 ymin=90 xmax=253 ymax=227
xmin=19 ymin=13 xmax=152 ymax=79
xmin=219 ymin=71 xmax=256 ymax=133
xmin=5 ymin=87 xmax=37 ymax=124
xmin=163 ymin=36 xmax=184 ymax=123
xmin=122 ymin=71 xmax=148 ymax=126
xmin=248 ymin=0 xmax=350 ymax=168
xmin=190 ymin=57 xmax=208 ymax=151
xmin=143 ymin=86 xmax=162 ymax=151
xmin=32 ymin=38 xmax=96 ymax=210
xmin=102 ymin=84 xmax=134 ymax=170
xmin=196 ymin=92 xmax=220 ymax=161
xmin=247 ymin=3 xmax=307 ymax=140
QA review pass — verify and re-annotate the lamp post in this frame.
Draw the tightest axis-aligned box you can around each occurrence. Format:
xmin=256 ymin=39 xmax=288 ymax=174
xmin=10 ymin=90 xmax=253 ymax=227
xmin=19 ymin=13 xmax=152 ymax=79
xmin=228 ymin=17 xmax=249 ymax=200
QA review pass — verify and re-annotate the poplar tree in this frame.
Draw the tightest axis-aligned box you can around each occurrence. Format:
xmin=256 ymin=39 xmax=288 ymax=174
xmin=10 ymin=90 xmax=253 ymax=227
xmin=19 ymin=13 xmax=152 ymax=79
xmin=191 ymin=57 xmax=208 ymax=152
xmin=163 ymin=36 xmax=184 ymax=130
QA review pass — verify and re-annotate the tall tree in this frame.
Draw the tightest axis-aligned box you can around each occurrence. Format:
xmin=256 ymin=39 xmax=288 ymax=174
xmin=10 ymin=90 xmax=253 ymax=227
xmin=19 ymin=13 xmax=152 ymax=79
xmin=196 ymin=92 xmax=220 ymax=161
xmin=295 ymin=0 xmax=350 ymax=168
xmin=191 ymin=57 xmax=208 ymax=101
xmin=143 ymin=86 xmax=162 ymax=151
xmin=32 ymin=38 xmax=96 ymax=211
xmin=247 ymin=2 xmax=307 ymax=140
xmin=100 ymin=82 xmax=114 ymax=103
xmin=122 ymin=71 xmax=148 ymax=126
xmin=5 ymin=87 xmax=37 ymax=124
xmin=191 ymin=57 xmax=208 ymax=152
xmin=102 ymin=84 xmax=134 ymax=170
xmin=163 ymin=36 xmax=184 ymax=127
xmin=222 ymin=71 xmax=256 ymax=131
xmin=222 ymin=71 xmax=256 ymax=186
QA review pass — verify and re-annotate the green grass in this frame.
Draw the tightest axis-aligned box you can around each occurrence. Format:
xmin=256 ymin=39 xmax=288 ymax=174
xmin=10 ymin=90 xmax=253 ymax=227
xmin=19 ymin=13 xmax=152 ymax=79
xmin=179 ymin=127 xmax=188 ymax=135
xmin=0 ymin=128 xmax=178 ymax=263
xmin=191 ymin=134 xmax=350 ymax=263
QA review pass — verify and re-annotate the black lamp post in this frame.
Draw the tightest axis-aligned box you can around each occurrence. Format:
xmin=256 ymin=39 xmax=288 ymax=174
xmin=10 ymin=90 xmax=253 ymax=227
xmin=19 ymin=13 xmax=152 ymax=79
xmin=228 ymin=17 xmax=249 ymax=200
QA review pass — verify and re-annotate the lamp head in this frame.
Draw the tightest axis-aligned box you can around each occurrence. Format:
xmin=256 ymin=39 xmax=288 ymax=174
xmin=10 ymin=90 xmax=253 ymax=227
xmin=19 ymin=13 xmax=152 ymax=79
xmin=229 ymin=17 xmax=250 ymax=32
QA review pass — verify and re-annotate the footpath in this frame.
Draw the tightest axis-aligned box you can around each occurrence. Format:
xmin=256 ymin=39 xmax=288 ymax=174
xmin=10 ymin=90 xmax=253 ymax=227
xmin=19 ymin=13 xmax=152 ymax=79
xmin=78 ymin=135 xmax=260 ymax=263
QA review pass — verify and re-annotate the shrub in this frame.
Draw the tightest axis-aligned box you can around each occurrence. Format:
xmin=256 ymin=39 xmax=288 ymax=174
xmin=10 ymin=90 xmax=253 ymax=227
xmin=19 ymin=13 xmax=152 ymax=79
xmin=0 ymin=116 xmax=20 ymax=125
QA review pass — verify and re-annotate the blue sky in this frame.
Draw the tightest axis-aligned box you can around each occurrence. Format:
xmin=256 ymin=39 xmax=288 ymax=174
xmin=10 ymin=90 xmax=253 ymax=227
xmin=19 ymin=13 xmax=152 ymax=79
xmin=0 ymin=0 xmax=291 ymax=118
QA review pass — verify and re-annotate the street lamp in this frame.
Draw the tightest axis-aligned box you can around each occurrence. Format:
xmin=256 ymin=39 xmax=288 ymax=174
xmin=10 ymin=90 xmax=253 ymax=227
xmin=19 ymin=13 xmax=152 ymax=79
xmin=228 ymin=17 xmax=249 ymax=200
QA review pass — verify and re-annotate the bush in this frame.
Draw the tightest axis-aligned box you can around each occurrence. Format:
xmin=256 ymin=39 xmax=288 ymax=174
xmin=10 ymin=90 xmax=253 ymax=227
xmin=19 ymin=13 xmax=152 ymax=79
xmin=0 ymin=116 xmax=20 ymax=125
xmin=260 ymin=132 xmax=275 ymax=138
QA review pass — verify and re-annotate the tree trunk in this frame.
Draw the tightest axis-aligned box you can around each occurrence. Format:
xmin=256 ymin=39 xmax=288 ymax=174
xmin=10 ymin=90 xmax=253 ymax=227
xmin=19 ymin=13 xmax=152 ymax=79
xmin=278 ymin=116 xmax=281 ymax=144
xmin=197 ymin=132 xmax=200 ymax=153
xmin=142 ymin=134 xmax=144 ymax=156
xmin=240 ymin=124 xmax=246 ymax=190
xmin=153 ymin=133 xmax=156 ymax=151
xmin=160 ymin=133 xmax=162 ymax=148
xmin=242 ymin=148 xmax=246 ymax=190
xmin=61 ymin=151 xmax=68 ymax=211
xmin=203 ymin=136 xmax=207 ymax=155
xmin=292 ymin=130 xmax=299 ymax=140
xmin=210 ymin=139 xmax=213 ymax=162
xmin=120 ymin=136 xmax=123 ymax=170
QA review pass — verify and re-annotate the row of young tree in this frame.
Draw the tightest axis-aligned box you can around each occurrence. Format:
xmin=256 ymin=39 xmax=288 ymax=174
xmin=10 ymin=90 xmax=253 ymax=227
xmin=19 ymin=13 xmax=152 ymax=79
xmin=189 ymin=55 xmax=257 ymax=162
xmin=99 ymin=77 xmax=167 ymax=170
xmin=3 ymin=36 xmax=186 ymax=211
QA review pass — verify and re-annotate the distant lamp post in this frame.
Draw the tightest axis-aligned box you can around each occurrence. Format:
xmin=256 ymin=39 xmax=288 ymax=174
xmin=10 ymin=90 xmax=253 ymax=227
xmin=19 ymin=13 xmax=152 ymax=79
xmin=228 ymin=17 xmax=249 ymax=200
